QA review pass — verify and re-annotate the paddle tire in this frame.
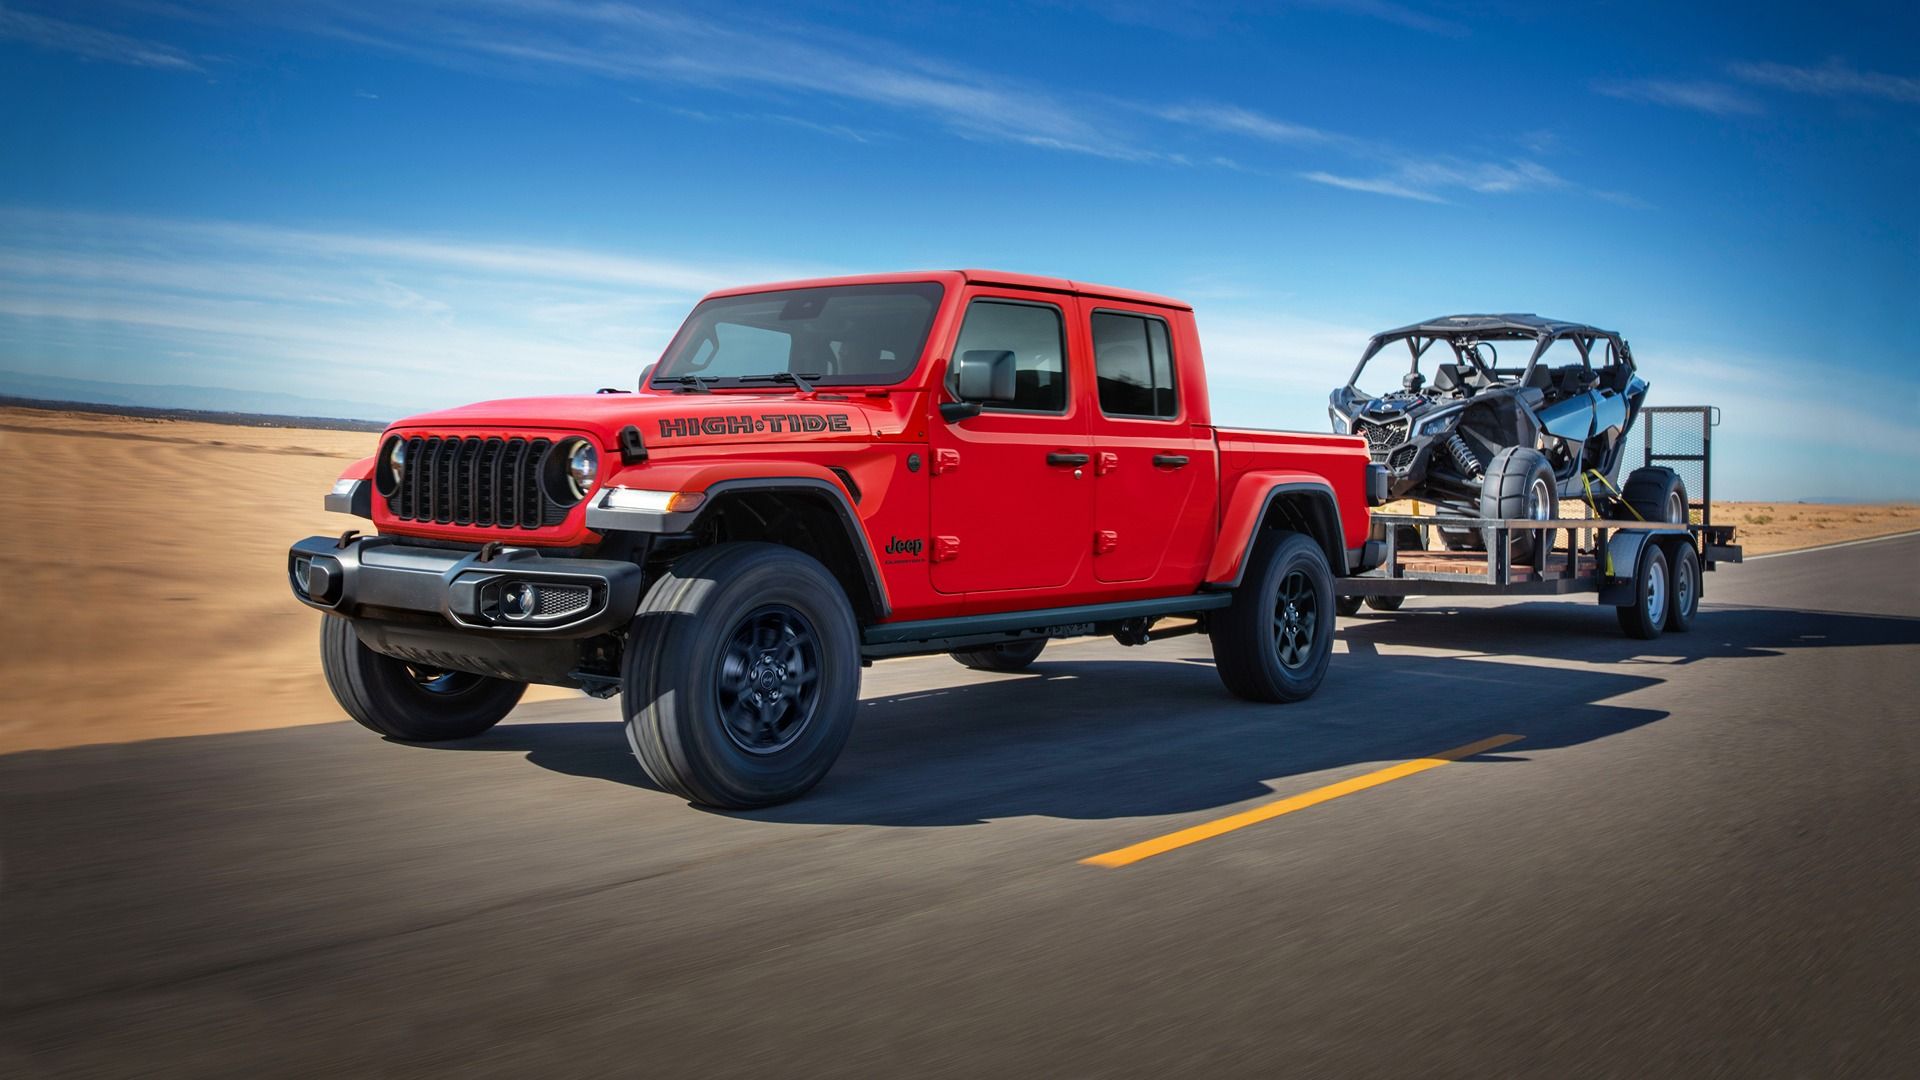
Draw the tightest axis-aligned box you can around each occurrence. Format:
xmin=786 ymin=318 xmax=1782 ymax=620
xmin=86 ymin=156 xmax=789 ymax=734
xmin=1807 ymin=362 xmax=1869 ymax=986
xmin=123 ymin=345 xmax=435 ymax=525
xmin=1622 ymin=467 xmax=1689 ymax=525
xmin=622 ymin=542 xmax=860 ymax=809
xmin=1479 ymin=447 xmax=1558 ymax=566
xmin=1615 ymin=543 xmax=1671 ymax=640
xmin=951 ymin=640 xmax=1047 ymax=672
xmin=1211 ymin=531 xmax=1335 ymax=703
xmin=319 ymin=616 xmax=525 ymax=741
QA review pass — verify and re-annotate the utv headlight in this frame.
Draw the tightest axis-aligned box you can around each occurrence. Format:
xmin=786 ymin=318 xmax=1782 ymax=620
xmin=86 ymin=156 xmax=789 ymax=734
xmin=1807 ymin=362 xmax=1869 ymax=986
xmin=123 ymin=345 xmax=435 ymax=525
xmin=564 ymin=440 xmax=599 ymax=500
xmin=1418 ymin=410 xmax=1462 ymax=437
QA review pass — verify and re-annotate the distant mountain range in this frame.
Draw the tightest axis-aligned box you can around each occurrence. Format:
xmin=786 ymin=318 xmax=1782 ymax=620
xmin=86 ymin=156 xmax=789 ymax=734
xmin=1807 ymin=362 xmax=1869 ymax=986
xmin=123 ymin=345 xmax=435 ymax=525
xmin=0 ymin=370 xmax=400 ymax=424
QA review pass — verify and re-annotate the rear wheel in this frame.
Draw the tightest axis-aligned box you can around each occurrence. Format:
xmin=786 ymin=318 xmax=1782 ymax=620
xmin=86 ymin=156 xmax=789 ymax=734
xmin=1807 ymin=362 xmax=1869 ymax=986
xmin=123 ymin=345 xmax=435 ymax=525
xmin=1621 ymin=467 xmax=1688 ymax=524
xmin=623 ymin=542 xmax=860 ymax=808
xmin=951 ymin=639 xmax=1047 ymax=672
xmin=1364 ymin=595 xmax=1405 ymax=612
xmin=1211 ymin=531 xmax=1335 ymax=703
xmin=1479 ymin=447 xmax=1558 ymax=566
xmin=1335 ymin=595 xmax=1365 ymax=617
xmin=1615 ymin=544 xmax=1670 ymax=640
xmin=319 ymin=616 xmax=525 ymax=740
xmin=1438 ymin=527 xmax=1485 ymax=552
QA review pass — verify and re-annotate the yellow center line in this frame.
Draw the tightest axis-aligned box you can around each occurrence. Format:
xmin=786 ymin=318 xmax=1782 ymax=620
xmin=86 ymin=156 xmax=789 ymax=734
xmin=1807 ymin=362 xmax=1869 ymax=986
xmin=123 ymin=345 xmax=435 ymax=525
xmin=1081 ymin=733 xmax=1525 ymax=868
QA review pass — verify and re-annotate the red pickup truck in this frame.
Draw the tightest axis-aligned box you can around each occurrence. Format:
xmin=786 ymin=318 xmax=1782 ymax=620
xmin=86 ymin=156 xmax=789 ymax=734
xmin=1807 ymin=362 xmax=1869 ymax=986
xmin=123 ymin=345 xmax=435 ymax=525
xmin=291 ymin=270 xmax=1386 ymax=806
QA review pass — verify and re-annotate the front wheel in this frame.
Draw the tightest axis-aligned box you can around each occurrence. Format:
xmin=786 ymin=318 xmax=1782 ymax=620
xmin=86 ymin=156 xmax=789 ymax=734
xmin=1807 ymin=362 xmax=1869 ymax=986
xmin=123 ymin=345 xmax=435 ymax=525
xmin=623 ymin=542 xmax=861 ymax=808
xmin=319 ymin=616 xmax=525 ymax=740
xmin=1615 ymin=544 xmax=1671 ymax=640
xmin=1211 ymin=531 xmax=1335 ymax=703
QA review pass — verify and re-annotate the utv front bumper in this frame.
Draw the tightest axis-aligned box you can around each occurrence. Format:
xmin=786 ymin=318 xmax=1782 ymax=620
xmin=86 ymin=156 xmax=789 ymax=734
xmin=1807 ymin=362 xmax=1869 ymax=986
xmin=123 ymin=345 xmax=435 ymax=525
xmin=287 ymin=535 xmax=644 ymax=638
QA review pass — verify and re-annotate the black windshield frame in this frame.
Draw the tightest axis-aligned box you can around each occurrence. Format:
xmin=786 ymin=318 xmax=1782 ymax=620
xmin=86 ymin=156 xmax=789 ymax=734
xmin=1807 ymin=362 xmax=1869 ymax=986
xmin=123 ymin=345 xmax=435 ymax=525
xmin=648 ymin=282 xmax=946 ymax=390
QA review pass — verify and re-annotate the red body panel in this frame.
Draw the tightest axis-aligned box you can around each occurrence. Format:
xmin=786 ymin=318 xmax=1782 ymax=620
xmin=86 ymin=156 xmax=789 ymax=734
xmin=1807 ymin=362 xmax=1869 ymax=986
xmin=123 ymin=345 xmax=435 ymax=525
xmin=345 ymin=270 xmax=1372 ymax=623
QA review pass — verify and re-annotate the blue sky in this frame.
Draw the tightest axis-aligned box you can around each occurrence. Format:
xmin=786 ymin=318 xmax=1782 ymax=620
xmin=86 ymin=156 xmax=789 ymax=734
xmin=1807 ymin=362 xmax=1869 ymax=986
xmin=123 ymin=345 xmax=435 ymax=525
xmin=1 ymin=1 xmax=1915 ymax=500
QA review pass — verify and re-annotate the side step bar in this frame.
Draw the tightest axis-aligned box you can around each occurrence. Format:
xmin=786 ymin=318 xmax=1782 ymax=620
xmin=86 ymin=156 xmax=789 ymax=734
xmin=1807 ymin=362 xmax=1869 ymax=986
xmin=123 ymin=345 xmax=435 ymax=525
xmin=861 ymin=593 xmax=1232 ymax=658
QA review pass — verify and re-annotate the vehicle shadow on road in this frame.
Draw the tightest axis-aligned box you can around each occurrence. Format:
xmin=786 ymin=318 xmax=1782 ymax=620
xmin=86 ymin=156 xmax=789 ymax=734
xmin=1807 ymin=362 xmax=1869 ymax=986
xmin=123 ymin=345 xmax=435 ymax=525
xmin=1335 ymin=601 xmax=1920 ymax=666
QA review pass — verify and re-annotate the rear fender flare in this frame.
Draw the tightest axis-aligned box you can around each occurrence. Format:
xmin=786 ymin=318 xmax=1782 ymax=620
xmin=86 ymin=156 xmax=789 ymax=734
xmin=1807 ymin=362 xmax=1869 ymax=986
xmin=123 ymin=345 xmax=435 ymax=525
xmin=1207 ymin=478 xmax=1350 ymax=588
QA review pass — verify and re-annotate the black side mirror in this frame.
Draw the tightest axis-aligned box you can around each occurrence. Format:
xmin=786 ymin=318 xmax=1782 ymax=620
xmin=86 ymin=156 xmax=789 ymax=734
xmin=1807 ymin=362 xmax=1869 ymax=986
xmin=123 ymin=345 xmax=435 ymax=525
xmin=637 ymin=362 xmax=656 ymax=392
xmin=953 ymin=350 xmax=1016 ymax=402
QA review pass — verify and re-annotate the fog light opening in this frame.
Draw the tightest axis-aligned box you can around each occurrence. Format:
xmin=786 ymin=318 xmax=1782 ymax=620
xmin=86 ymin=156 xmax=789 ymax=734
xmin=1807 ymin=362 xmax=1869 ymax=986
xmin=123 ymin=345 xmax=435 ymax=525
xmin=501 ymin=581 xmax=537 ymax=620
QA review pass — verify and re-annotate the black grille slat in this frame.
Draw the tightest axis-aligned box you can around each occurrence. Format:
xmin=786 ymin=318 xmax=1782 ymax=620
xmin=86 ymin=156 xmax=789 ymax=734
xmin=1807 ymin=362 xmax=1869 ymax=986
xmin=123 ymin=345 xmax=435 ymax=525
xmin=385 ymin=433 xmax=557 ymax=531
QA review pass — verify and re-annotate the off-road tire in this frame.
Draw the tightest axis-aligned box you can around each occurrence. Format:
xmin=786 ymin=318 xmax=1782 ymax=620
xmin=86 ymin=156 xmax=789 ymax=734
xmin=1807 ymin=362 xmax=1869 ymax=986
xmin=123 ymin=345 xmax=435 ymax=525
xmin=623 ymin=542 xmax=860 ymax=808
xmin=1621 ymin=467 xmax=1689 ymax=525
xmin=1615 ymin=543 xmax=1670 ymax=640
xmin=1665 ymin=541 xmax=1700 ymax=633
xmin=951 ymin=640 xmax=1047 ymax=672
xmin=319 ymin=616 xmax=525 ymax=740
xmin=1212 ymin=531 xmax=1335 ymax=703
xmin=1335 ymin=595 xmax=1365 ymax=617
xmin=1479 ymin=447 xmax=1558 ymax=566
xmin=1364 ymin=595 xmax=1406 ymax=612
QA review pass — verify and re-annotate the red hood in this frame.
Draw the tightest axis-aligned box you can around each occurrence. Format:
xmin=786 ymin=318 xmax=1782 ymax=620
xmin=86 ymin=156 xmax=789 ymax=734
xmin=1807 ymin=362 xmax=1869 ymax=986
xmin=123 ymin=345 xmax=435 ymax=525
xmin=386 ymin=391 xmax=909 ymax=448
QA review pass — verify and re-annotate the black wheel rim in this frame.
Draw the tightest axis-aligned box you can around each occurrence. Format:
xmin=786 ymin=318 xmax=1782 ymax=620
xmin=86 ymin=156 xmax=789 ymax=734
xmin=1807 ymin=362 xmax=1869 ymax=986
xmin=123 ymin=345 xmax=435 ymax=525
xmin=404 ymin=665 xmax=484 ymax=696
xmin=1272 ymin=570 xmax=1320 ymax=671
xmin=715 ymin=604 xmax=822 ymax=755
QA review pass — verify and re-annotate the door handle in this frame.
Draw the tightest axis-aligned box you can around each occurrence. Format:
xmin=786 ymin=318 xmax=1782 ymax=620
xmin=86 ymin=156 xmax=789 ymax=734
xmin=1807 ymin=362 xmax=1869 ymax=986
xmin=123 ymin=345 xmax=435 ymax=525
xmin=1152 ymin=454 xmax=1190 ymax=468
xmin=1047 ymin=452 xmax=1091 ymax=467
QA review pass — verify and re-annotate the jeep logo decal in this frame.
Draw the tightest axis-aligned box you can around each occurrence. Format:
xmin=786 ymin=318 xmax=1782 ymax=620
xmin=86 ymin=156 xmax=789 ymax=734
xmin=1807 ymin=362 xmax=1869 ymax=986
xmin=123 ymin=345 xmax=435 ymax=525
xmin=656 ymin=413 xmax=854 ymax=439
xmin=884 ymin=536 xmax=923 ymax=557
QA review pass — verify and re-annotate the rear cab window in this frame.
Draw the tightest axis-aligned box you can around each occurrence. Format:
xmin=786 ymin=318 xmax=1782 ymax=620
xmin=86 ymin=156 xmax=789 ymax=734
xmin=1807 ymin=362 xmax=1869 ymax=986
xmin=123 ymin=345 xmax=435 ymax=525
xmin=1091 ymin=310 xmax=1178 ymax=420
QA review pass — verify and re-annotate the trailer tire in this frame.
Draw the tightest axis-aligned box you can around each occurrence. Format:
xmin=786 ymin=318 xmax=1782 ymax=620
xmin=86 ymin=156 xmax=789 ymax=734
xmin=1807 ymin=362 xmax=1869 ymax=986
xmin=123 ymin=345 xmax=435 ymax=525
xmin=1615 ymin=543 xmax=1670 ymax=640
xmin=951 ymin=640 xmax=1047 ymax=672
xmin=1479 ymin=447 xmax=1557 ymax=566
xmin=320 ymin=616 xmax=525 ymax=741
xmin=1335 ymin=595 xmax=1364 ymax=617
xmin=1212 ymin=531 xmax=1334 ymax=703
xmin=1364 ymin=595 xmax=1405 ymax=612
xmin=1665 ymin=542 xmax=1700 ymax=633
xmin=623 ymin=542 xmax=860 ymax=808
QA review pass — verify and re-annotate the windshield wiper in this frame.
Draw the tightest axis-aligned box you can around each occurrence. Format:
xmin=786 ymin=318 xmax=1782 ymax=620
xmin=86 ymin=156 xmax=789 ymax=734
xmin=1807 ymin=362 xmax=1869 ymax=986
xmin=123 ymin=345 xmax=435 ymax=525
xmin=735 ymin=371 xmax=820 ymax=393
xmin=672 ymin=374 xmax=715 ymax=394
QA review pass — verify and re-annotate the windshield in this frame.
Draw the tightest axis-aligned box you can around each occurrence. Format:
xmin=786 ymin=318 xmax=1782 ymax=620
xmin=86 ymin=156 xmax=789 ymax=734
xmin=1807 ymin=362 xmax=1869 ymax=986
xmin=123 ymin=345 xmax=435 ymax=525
xmin=650 ymin=282 xmax=944 ymax=388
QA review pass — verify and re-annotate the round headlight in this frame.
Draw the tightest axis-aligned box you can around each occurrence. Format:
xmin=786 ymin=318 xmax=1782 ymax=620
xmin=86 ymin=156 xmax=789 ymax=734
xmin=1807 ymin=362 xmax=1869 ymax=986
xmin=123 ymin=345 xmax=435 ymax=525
xmin=376 ymin=437 xmax=407 ymax=497
xmin=565 ymin=441 xmax=598 ymax=499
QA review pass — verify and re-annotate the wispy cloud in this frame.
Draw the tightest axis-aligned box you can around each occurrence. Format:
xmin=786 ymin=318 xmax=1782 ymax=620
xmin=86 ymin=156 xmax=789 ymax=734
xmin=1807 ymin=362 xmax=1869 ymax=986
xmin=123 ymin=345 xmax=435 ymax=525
xmin=1729 ymin=59 xmax=1920 ymax=105
xmin=0 ymin=207 xmax=823 ymax=413
xmin=1299 ymin=171 xmax=1447 ymax=203
xmin=1290 ymin=0 xmax=1466 ymax=37
xmin=0 ymin=4 xmax=200 ymax=70
xmin=1156 ymin=103 xmax=1341 ymax=146
xmin=1594 ymin=78 xmax=1764 ymax=116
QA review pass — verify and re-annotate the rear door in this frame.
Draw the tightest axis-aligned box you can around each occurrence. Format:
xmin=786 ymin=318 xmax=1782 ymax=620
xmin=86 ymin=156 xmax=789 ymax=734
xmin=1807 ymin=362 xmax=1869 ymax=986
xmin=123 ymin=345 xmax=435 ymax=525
xmin=928 ymin=290 xmax=1093 ymax=597
xmin=1080 ymin=302 xmax=1216 ymax=585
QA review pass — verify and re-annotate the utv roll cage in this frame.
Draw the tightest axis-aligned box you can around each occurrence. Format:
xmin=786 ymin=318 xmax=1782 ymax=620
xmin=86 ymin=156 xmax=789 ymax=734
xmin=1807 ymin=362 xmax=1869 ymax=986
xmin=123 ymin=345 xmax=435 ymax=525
xmin=1347 ymin=314 xmax=1634 ymax=392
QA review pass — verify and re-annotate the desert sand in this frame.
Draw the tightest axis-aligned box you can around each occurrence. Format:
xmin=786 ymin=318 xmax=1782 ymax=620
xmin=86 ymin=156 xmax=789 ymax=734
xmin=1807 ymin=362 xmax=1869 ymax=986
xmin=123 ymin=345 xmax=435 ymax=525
xmin=2 ymin=404 xmax=1913 ymax=754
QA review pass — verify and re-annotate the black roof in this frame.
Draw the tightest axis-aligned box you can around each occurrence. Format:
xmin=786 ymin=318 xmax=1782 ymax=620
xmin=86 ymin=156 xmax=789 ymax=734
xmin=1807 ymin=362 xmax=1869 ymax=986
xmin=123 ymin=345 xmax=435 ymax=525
xmin=1372 ymin=314 xmax=1620 ymax=341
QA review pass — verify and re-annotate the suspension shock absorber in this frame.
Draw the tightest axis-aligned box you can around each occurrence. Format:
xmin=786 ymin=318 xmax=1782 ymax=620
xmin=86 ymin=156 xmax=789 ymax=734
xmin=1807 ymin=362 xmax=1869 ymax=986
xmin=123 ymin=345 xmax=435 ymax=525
xmin=1445 ymin=432 xmax=1484 ymax=480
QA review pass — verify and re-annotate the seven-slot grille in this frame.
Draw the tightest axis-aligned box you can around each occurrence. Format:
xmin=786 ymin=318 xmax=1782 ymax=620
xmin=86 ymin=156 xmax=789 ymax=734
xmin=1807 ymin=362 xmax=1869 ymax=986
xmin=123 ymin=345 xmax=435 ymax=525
xmin=1352 ymin=417 xmax=1410 ymax=457
xmin=385 ymin=435 xmax=564 ymax=529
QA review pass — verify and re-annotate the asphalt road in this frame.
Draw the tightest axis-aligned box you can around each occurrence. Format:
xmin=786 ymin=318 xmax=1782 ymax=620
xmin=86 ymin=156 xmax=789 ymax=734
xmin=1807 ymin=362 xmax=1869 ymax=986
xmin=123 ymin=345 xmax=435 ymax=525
xmin=4 ymin=536 xmax=1918 ymax=1077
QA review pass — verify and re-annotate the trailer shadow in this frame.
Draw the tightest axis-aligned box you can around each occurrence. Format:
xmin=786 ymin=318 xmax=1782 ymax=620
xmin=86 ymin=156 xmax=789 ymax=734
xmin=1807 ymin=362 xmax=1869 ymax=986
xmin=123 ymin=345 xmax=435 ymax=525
xmin=423 ymin=601 xmax=1914 ymax=826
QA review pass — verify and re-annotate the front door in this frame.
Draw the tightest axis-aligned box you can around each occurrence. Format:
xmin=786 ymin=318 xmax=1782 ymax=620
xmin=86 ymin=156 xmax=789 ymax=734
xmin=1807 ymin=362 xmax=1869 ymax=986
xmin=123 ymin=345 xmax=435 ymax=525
xmin=928 ymin=292 xmax=1093 ymax=597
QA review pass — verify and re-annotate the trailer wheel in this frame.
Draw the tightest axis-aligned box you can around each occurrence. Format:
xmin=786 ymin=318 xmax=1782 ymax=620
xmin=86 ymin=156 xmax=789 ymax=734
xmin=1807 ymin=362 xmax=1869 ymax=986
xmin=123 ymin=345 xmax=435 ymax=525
xmin=319 ymin=616 xmax=525 ymax=741
xmin=1364 ymin=595 xmax=1405 ymax=612
xmin=1665 ymin=542 xmax=1700 ymax=633
xmin=623 ymin=542 xmax=860 ymax=808
xmin=1335 ymin=595 xmax=1364 ymax=617
xmin=951 ymin=639 xmax=1046 ymax=672
xmin=1615 ymin=544 xmax=1670 ymax=640
xmin=1212 ymin=531 xmax=1334 ymax=703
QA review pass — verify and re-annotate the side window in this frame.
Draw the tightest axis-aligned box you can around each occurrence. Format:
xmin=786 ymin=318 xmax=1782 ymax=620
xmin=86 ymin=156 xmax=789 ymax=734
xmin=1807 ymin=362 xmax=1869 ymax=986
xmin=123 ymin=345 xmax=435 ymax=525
xmin=1092 ymin=311 xmax=1178 ymax=419
xmin=950 ymin=300 xmax=1067 ymax=412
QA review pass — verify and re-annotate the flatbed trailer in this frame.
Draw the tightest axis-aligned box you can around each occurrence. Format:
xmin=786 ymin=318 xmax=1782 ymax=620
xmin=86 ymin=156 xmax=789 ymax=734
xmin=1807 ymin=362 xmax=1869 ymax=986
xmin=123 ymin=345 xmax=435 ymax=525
xmin=1336 ymin=405 xmax=1742 ymax=639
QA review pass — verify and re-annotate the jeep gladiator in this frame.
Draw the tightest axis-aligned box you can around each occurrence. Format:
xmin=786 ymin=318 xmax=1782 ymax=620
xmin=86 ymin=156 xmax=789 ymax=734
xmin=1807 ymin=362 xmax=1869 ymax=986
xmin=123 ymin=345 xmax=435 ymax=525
xmin=291 ymin=270 xmax=1386 ymax=806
